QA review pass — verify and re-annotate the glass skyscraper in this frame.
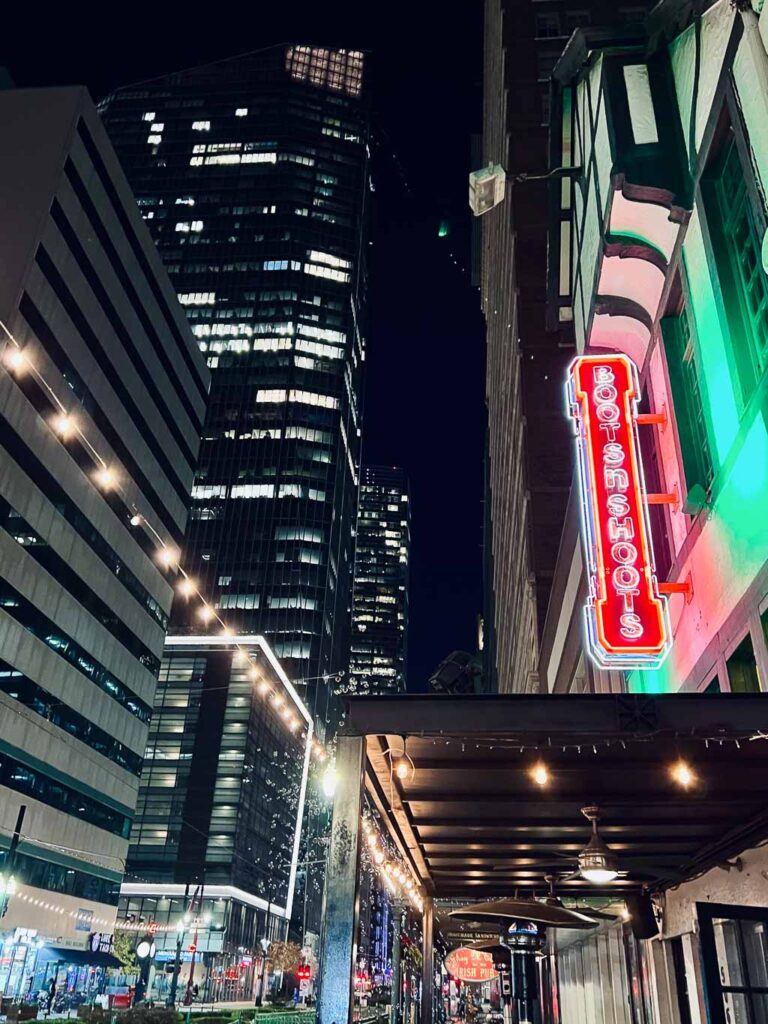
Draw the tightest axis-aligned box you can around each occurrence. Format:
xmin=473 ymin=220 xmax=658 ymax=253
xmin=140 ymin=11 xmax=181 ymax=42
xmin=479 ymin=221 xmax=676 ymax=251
xmin=344 ymin=466 xmax=410 ymax=695
xmin=100 ymin=45 xmax=370 ymax=731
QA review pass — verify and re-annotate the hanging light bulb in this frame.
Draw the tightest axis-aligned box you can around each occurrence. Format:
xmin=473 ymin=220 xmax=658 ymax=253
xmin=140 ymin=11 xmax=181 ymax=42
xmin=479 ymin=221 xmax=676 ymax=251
xmin=130 ymin=513 xmax=142 ymax=527
xmin=578 ymin=806 xmax=619 ymax=884
xmin=198 ymin=604 xmax=213 ymax=623
xmin=530 ymin=762 xmax=550 ymax=787
xmin=177 ymin=578 xmax=195 ymax=598
xmin=257 ymin=680 xmax=270 ymax=697
xmin=394 ymin=758 xmax=410 ymax=781
xmin=220 ymin=626 xmax=233 ymax=638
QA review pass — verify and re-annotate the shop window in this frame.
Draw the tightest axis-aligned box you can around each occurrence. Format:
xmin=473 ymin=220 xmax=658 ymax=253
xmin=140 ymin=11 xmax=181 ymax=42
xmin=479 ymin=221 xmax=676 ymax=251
xmin=726 ymin=632 xmax=761 ymax=692
xmin=705 ymin=134 xmax=768 ymax=407
xmin=661 ymin=304 xmax=714 ymax=496
xmin=699 ymin=904 xmax=768 ymax=1024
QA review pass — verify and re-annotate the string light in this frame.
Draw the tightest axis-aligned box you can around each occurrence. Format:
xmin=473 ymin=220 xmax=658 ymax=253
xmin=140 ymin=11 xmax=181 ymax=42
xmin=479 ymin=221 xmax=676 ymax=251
xmin=0 ymin=324 xmax=333 ymax=765
xmin=157 ymin=546 xmax=176 ymax=569
xmin=94 ymin=466 xmax=116 ymax=490
xmin=52 ymin=413 xmax=74 ymax=438
xmin=362 ymin=809 xmax=423 ymax=912
xmin=5 ymin=347 xmax=26 ymax=372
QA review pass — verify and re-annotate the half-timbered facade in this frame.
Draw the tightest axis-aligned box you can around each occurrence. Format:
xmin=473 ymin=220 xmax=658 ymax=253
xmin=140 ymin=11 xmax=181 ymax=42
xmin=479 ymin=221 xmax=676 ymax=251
xmin=540 ymin=0 xmax=768 ymax=702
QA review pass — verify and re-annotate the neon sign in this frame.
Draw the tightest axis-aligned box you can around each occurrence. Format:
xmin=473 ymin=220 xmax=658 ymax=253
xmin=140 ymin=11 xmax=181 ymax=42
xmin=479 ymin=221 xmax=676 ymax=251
xmin=566 ymin=354 xmax=670 ymax=669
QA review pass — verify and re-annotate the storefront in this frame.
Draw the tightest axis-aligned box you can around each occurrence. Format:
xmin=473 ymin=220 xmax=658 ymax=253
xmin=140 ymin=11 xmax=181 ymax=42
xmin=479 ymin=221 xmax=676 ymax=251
xmin=0 ymin=931 xmax=120 ymax=1005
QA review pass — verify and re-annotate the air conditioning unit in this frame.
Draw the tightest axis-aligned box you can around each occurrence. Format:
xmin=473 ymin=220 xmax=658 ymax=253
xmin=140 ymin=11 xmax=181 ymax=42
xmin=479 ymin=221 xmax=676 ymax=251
xmin=469 ymin=163 xmax=507 ymax=216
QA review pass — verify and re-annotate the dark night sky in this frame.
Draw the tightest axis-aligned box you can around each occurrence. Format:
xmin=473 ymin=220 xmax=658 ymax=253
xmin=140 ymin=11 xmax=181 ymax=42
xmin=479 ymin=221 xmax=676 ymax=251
xmin=4 ymin=3 xmax=486 ymax=690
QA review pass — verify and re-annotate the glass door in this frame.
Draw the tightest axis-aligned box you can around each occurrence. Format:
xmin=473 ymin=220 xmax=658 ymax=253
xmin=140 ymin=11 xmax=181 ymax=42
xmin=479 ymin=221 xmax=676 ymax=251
xmin=698 ymin=903 xmax=768 ymax=1023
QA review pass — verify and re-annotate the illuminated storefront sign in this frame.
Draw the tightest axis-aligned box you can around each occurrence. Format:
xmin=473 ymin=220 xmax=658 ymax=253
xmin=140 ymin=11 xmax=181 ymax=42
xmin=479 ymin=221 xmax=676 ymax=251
xmin=445 ymin=947 xmax=498 ymax=983
xmin=566 ymin=354 xmax=670 ymax=669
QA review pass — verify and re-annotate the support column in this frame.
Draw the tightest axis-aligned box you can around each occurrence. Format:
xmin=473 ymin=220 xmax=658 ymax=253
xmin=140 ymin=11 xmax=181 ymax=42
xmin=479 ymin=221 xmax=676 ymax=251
xmin=421 ymin=898 xmax=434 ymax=1024
xmin=318 ymin=735 xmax=365 ymax=1024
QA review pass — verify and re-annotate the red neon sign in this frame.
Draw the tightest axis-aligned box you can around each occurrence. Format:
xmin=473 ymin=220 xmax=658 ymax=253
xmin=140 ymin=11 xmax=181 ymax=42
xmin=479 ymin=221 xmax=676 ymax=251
xmin=444 ymin=948 xmax=498 ymax=983
xmin=567 ymin=354 xmax=670 ymax=669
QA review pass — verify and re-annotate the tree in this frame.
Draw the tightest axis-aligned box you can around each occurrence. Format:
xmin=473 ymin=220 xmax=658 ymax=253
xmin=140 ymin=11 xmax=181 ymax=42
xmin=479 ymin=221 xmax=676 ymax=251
xmin=269 ymin=941 xmax=302 ymax=973
xmin=113 ymin=930 xmax=137 ymax=969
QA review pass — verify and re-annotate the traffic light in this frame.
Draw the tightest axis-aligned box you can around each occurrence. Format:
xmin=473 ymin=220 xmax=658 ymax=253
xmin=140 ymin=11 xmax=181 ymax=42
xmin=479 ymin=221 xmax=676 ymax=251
xmin=296 ymin=965 xmax=311 ymax=982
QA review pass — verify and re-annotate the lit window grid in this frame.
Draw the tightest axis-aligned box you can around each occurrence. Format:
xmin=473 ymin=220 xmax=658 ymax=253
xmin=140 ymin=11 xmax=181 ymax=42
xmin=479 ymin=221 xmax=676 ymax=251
xmin=96 ymin=56 xmax=370 ymax=700
xmin=132 ymin=635 xmax=313 ymax=919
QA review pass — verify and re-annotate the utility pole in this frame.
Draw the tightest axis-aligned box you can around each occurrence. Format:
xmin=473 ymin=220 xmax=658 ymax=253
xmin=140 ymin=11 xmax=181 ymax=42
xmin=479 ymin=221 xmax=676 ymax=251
xmin=255 ymin=896 xmax=272 ymax=1007
xmin=1 ymin=806 xmax=26 ymax=917
xmin=183 ymin=884 xmax=204 ymax=1006
xmin=167 ymin=883 xmax=190 ymax=1007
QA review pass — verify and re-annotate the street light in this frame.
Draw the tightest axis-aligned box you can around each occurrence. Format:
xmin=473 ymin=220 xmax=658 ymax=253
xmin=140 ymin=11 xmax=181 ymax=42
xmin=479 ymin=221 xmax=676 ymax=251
xmin=468 ymin=162 xmax=583 ymax=216
xmin=322 ymin=765 xmax=337 ymax=799
xmin=255 ymin=936 xmax=271 ymax=1007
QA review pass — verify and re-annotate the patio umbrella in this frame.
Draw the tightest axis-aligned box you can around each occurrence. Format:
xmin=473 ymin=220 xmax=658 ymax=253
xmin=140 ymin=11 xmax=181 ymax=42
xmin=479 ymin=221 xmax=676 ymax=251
xmin=449 ymin=898 xmax=599 ymax=929
xmin=541 ymin=895 xmax=618 ymax=922
xmin=468 ymin=940 xmax=512 ymax=962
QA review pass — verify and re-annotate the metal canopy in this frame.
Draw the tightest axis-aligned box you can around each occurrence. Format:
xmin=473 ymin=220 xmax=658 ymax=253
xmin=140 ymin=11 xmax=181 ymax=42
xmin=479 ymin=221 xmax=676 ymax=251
xmin=344 ymin=693 xmax=768 ymax=899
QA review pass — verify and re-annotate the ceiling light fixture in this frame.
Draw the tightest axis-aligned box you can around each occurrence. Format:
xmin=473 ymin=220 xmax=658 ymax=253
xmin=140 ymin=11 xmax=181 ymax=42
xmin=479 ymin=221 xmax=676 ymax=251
xmin=670 ymin=759 xmax=695 ymax=789
xmin=578 ymin=806 xmax=619 ymax=884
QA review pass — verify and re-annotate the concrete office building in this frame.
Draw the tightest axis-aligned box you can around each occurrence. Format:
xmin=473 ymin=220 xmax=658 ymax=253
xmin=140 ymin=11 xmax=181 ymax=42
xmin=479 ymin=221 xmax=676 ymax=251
xmin=0 ymin=87 xmax=208 ymax=997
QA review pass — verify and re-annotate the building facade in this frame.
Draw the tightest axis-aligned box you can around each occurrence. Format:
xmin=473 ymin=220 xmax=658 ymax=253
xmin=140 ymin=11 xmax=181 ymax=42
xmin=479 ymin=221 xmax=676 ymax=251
xmin=0 ymin=87 xmax=207 ymax=996
xmin=537 ymin=1 xmax=768 ymax=1020
xmin=481 ymin=0 xmax=653 ymax=692
xmin=119 ymin=634 xmax=312 ymax=1002
xmin=345 ymin=466 xmax=410 ymax=696
xmin=99 ymin=45 xmax=370 ymax=733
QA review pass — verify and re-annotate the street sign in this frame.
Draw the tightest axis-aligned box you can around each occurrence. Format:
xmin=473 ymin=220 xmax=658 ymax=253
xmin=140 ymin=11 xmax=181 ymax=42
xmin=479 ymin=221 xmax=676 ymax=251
xmin=445 ymin=947 xmax=498 ymax=983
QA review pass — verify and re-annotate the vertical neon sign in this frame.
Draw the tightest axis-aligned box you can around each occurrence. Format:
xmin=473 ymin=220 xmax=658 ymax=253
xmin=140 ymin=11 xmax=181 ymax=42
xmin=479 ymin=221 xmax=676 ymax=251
xmin=567 ymin=354 xmax=670 ymax=669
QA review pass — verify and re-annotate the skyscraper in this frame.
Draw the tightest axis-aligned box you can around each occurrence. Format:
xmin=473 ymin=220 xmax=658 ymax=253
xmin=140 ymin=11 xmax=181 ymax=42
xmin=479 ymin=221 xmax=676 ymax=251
xmin=0 ymin=86 xmax=207 ymax=995
xmin=345 ymin=466 xmax=410 ymax=695
xmin=100 ymin=45 xmax=370 ymax=731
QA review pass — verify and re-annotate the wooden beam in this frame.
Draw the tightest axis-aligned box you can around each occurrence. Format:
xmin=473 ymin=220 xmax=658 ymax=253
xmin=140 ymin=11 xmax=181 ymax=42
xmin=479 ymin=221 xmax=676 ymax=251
xmin=365 ymin=734 xmax=433 ymax=890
